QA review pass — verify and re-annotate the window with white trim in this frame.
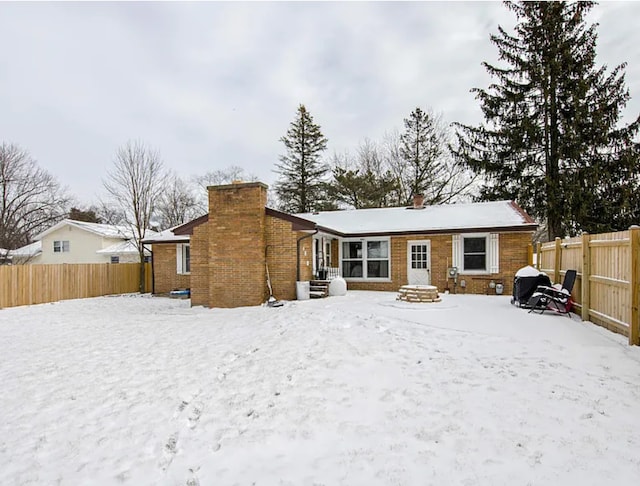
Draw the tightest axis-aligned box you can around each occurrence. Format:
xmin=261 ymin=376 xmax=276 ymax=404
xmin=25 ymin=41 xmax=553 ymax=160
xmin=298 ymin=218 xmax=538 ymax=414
xmin=463 ymin=237 xmax=486 ymax=271
xmin=53 ymin=240 xmax=70 ymax=253
xmin=110 ymin=256 xmax=120 ymax=264
xmin=176 ymin=243 xmax=190 ymax=274
xmin=341 ymin=238 xmax=390 ymax=279
xmin=452 ymin=233 xmax=499 ymax=274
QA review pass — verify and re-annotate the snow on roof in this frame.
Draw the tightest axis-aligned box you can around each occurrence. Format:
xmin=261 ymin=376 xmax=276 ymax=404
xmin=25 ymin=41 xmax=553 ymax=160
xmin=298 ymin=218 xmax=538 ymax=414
xmin=96 ymin=240 xmax=150 ymax=255
xmin=8 ymin=241 xmax=42 ymax=257
xmin=35 ymin=219 xmax=158 ymax=241
xmin=296 ymin=200 xmax=536 ymax=236
xmin=141 ymin=226 xmax=189 ymax=244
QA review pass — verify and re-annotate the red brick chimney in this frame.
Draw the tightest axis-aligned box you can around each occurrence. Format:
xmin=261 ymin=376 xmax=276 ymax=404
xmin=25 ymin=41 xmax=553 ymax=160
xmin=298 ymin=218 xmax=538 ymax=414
xmin=413 ymin=194 xmax=424 ymax=209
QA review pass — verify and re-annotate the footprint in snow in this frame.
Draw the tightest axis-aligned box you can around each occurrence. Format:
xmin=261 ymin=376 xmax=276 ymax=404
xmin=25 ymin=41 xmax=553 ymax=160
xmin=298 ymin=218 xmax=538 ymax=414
xmin=173 ymin=389 xmax=203 ymax=417
xmin=159 ymin=432 xmax=179 ymax=471
xmin=188 ymin=403 xmax=203 ymax=429
xmin=186 ymin=467 xmax=201 ymax=486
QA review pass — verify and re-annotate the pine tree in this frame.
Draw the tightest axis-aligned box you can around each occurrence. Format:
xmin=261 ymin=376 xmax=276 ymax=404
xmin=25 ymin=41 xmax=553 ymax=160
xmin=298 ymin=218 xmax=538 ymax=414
xmin=330 ymin=166 xmax=398 ymax=209
xmin=453 ymin=1 xmax=640 ymax=240
xmin=391 ymin=108 xmax=476 ymax=206
xmin=329 ymin=140 xmax=399 ymax=209
xmin=399 ymin=108 xmax=444 ymax=204
xmin=274 ymin=104 xmax=329 ymax=213
xmin=68 ymin=207 xmax=101 ymax=223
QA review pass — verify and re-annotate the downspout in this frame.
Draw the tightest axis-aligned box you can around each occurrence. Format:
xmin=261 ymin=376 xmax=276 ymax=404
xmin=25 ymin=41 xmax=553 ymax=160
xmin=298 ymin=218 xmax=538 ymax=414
xmin=297 ymin=230 xmax=318 ymax=281
xmin=142 ymin=242 xmax=154 ymax=294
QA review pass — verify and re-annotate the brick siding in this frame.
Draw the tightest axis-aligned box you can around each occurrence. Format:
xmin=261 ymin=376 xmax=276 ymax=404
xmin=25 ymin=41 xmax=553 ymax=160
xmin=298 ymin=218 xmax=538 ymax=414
xmin=265 ymin=217 xmax=312 ymax=301
xmin=151 ymin=243 xmax=190 ymax=294
xmin=345 ymin=232 xmax=533 ymax=295
xmin=190 ymin=223 xmax=209 ymax=307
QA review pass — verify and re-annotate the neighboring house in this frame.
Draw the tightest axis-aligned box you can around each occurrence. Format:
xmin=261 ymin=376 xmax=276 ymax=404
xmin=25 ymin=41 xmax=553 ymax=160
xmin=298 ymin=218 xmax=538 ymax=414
xmin=149 ymin=182 xmax=537 ymax=308
xmin=6 ymin=241 xmax=43 ymax=264
xmin=0 ymin=248 xmax=10 ymax=265
xmin=141 ymin=215 xmax=207 ymax=294
xmin=14 ymin=219 xmax=155 ymax=265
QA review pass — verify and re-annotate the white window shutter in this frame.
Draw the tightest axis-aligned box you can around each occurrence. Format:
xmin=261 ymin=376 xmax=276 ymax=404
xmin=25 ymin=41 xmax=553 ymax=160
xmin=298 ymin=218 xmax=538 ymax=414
xmin=452 ymin=234 xmax=461 ymax=269
xmin=489 ymin=233 xmax=499 ymax=273
xmin=176 ymin=244 xmax=183 ymax=274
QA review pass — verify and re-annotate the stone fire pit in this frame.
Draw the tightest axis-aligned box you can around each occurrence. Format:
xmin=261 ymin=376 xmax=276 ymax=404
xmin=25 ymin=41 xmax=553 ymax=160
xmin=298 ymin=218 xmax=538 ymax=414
xmin=396 ymin=284 xmax=441 ymax=303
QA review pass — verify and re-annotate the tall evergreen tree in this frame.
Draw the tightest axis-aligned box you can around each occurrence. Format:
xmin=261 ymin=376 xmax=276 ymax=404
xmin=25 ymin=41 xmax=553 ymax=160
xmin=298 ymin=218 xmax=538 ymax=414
xmin=399 ymin=107 xmax=444 ymax=204
xmin=274 ymin=104 xmax=329 ymax=213
xmin=452 ymin=1 xmax=640 ymax=240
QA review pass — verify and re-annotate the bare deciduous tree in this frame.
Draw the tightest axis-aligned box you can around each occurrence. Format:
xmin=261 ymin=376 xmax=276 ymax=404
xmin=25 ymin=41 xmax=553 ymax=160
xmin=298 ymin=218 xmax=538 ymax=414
xmin=156 ymin=172 xmax=201 ymax=229
xmin=0 ymin=142 xmax=70 ymax=256
xmin=192 ymin=165 xmax=259 ymax=212
xmin=103 ymin=140 xmax=166 ymax=292
xmin=194 ymin=165 xmax=258 ymax=191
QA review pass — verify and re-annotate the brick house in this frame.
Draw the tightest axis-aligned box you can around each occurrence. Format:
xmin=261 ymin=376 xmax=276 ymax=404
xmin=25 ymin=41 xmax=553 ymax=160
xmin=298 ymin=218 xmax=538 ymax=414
xmin=142 ymin=215 xmax=207 ymax=294
xmin=148 ymin=181 xmax=537 ymax=307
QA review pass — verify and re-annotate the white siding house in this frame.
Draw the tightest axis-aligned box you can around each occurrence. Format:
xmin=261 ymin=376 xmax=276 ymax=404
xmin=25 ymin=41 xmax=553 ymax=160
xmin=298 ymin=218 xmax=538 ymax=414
xmin=17 ymin=220 xmax=155 ymax=265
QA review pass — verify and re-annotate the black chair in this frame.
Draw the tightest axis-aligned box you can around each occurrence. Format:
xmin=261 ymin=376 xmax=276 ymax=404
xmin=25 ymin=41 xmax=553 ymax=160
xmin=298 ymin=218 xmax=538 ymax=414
xmin=528 ymin=270 xmax=577 ymax=315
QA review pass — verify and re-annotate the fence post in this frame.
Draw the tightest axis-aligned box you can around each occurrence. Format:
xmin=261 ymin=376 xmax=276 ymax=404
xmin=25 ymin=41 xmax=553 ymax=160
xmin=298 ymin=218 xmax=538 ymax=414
xmin=629 ymin=226 xmax=639 ymax=346
xmin=536 ymin=242 xmax=541 ymax=270
xmin=554 ymin=237 xmax=561 ymax=284
xmin=581 ymin=233 xmax=590 ymax=322
xmin=527 ymin=243 xmax=533 ymax=266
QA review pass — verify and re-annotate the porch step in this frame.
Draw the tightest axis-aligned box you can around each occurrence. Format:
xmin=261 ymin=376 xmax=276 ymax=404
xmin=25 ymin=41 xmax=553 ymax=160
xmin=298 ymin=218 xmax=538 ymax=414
xmin=309 ymin=280 xmax=330 ymax=298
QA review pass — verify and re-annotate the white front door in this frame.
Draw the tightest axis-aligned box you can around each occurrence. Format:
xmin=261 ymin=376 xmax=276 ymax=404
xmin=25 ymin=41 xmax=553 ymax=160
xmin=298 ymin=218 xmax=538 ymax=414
xmin=407 ymin=240 xmax=431 ymax=285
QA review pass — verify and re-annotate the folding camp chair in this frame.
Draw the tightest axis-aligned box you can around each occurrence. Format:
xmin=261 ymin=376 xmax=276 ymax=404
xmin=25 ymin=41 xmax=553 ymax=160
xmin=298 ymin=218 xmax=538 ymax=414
xmin=527 ymin=270 xmax=577 ymax=315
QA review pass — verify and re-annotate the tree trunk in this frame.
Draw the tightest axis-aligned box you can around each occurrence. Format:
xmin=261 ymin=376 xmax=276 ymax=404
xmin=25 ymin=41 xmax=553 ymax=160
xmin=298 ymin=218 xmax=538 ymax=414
xmin=139 ymin=248 xmax=146 ymax=293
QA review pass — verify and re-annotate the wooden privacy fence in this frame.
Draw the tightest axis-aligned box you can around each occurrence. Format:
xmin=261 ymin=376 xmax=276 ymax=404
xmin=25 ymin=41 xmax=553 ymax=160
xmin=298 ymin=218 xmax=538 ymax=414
xmin=537 ymin=226 xmax=640 ymax=345
xmin=0 ymin=262 xmax=151 ymax=309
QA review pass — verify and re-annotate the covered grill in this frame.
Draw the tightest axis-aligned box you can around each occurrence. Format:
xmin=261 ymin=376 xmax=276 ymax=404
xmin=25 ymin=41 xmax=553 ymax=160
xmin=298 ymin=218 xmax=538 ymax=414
xmin=511 ymin=266 xmax=552 ymax=308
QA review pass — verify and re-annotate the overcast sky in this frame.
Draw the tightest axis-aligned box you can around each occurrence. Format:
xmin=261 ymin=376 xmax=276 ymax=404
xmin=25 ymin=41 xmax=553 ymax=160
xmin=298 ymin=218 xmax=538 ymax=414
xmin=1 ymin=1 xmax=639 ymax=206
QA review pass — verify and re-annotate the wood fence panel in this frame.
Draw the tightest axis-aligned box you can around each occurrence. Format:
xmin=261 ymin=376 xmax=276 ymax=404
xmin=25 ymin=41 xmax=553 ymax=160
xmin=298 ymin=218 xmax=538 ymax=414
xmin=630 ymin=226 xmax=640 ymax=345
xmin=0 ymin=263 xmax=143 ymax=309
xmin=588 ymin=233 xmax=631 ymax=335
xmin=538 ymin=242 xmax=556 ymax=274
xmin=535 ymin=228 xmax=639 ymax=344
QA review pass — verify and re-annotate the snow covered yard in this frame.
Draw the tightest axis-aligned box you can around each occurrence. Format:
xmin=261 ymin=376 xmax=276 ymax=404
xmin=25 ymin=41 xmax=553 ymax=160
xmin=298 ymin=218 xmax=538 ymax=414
xmin=1 ymin=292 xmax=639 ymax=486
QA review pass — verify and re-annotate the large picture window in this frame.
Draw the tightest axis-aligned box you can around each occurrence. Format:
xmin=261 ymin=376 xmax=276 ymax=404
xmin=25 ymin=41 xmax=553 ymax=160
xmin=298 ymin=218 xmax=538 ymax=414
xmin=341 ymin=239 xmax=389 ymax=279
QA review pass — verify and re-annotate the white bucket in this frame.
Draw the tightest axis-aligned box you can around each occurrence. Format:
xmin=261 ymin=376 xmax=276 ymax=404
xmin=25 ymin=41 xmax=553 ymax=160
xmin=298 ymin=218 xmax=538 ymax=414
xmin=296 ymin=281 xmax=310 ymax=300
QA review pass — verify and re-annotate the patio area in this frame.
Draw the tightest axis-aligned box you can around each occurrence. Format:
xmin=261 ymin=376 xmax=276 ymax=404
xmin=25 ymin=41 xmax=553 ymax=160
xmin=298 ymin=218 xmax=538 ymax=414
xmin=1 ymin=291 xmax=639 ymax=485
